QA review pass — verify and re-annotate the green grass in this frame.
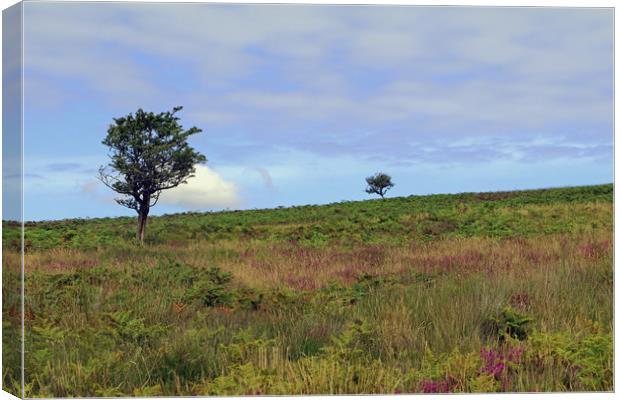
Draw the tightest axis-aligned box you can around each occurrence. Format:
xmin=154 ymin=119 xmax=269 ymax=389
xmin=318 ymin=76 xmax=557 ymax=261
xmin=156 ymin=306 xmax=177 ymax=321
xmin=2 ymin=183 xmax=613 ymax=395
xmin=5 ymin=183 xmax=612 ymax=251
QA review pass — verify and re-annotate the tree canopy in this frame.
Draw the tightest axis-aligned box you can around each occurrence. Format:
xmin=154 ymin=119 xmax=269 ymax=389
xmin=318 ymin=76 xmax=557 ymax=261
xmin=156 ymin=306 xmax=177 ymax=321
xmin=99 ymin=106 xmax=206 ymax=242
xmin=365 ymin=172 xmax=394 ymax=199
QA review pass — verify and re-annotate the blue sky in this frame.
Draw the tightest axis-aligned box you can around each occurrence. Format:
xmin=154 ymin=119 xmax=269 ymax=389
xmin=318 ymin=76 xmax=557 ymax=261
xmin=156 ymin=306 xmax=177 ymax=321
xmin=17 ymin=3 xmax=613 ymax=221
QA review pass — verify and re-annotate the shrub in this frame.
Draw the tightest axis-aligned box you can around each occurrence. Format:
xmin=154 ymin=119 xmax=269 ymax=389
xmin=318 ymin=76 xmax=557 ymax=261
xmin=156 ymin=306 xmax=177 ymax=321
xmin=482 ymin=307 xmax=532 ymax=343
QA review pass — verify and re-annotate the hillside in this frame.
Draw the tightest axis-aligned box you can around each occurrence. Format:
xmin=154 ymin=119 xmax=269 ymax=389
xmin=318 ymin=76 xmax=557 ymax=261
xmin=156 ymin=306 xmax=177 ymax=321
xmin=2 ymin=183 xmax=613 ymax=395
xmin=4 ymin=183 xmax=613 ymax=251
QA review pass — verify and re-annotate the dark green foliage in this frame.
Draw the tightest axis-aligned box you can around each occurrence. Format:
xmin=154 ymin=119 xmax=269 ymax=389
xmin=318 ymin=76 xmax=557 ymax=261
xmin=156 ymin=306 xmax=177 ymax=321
xmin=98 ymin=106 xmax=206 ymax=242
xmin=185 ymin=267 xmax=236 ymax=307
xmin=482 ymin=307 xmax=533 ymax=342
xmin=138 ymin=261 xmax=252 ymax=308
xmin=365 ymin=172 xmax=395 ymax=199
xmin=103 ymin=311 xmax=168 ymax=346
xmin=314 ymin=273 xmax=392 ymax=308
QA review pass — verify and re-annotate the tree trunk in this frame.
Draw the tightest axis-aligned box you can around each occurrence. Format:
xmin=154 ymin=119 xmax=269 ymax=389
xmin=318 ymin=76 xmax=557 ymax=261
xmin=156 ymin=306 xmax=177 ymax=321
xmin=136 ymin=205 xmax=150 ymax=244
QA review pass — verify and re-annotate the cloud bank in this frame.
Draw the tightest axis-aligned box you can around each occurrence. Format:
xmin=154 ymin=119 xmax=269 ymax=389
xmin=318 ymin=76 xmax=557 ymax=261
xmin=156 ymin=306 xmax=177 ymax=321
xmin=23 ymin=4 xmax=612 ymax=168
xmin=158 ymin=165 xmax=241 ymax=210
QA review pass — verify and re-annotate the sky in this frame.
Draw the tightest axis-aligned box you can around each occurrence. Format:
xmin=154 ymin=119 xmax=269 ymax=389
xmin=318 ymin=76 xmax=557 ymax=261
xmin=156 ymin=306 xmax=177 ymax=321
xmin=13 ymin=3 xmax=614 ymax=221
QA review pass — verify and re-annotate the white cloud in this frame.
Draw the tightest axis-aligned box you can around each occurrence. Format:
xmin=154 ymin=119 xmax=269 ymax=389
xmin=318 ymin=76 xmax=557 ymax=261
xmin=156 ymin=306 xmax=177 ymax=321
xmin=158 ymin=165 xmax=242 ymax=210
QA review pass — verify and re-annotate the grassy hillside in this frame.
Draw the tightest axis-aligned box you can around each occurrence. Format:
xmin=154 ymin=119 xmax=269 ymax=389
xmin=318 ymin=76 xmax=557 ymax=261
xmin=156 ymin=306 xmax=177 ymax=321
xmin=5 ymin=183 xmax=613 ymax=250
xmin=2 ymin=184 xmax=613 ymax=395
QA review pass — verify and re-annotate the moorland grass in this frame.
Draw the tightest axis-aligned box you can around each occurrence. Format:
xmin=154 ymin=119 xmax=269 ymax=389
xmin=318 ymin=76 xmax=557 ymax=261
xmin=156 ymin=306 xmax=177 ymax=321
xmin=1 ymin=184 xmax=613 ymax=396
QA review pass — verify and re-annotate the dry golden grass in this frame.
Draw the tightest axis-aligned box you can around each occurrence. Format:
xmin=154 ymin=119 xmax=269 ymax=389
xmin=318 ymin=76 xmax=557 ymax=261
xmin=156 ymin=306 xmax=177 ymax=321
xmin=22 ymin=231 xmax=611 ymax=292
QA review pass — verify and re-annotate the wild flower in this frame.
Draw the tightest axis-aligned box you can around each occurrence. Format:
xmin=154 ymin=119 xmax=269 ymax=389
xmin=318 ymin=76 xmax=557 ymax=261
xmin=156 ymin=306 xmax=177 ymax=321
xmin=479 ymin=346 xmax=524 ymax=390
xmin=419 ymin=378 xmax=455 ymax=393
xmin=578 ymin=239 xmax=611 ymax=259
xmin=480 ymin=348 xmax=505 ymax=379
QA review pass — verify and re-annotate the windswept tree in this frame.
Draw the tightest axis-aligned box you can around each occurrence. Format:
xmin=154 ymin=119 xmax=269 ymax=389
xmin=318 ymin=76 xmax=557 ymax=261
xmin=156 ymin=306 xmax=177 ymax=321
xmin=365 ymin=172 xmax=394 ymax=199
xmin=99 ymin=106 xmax=206 ymax=243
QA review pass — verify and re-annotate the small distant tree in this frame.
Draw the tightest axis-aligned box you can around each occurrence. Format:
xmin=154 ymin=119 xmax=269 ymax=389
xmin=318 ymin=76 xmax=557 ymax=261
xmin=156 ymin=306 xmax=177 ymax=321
xmin=365 ymin=172 xmax=394 ymax=199
xmin=98 ymin=106 xmax=206 ymax=243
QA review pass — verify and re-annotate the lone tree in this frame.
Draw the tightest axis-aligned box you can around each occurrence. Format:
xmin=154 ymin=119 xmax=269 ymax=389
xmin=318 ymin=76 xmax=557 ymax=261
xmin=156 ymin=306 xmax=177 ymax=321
xmin=99 ymin=106 xmax=206 ymax=243
xmin=365 ymin=172 xmax=394 ymax=199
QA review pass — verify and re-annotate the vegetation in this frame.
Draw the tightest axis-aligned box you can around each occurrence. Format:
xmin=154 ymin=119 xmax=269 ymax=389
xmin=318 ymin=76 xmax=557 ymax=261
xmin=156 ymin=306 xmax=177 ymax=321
xmin=2 ymin=183 xmax=613 ymax=396
xmin=98 ymin=106 xmax=206 ymax=243
xmin=365 ymin=172 xmax=394 ymax=199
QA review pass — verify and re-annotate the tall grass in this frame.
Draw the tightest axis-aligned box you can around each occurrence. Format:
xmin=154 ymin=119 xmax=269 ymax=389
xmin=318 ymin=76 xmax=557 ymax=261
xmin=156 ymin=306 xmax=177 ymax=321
xmin=1 ymin=184 xmax=613 ymax=395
